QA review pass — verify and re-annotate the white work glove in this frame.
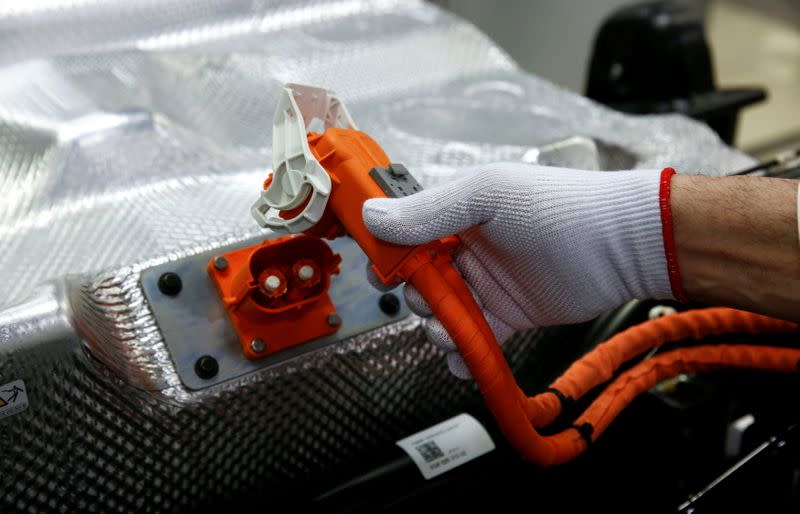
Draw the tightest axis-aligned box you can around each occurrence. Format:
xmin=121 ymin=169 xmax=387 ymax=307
xmin=363 ymin=163 xmax=679 ymax=379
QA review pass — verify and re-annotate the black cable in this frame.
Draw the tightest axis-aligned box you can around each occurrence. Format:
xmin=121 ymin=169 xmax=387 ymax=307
xmin=732 ymin=147 xmax=800 ymax=177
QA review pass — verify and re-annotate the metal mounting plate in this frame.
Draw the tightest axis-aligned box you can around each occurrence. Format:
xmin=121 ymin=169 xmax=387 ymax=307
xmin=141 ymin=236 xmax=410 ymax=390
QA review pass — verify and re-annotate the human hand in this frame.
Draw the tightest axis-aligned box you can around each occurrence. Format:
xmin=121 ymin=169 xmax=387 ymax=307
xmin=363 ymin=163 xmax=679 ymax=378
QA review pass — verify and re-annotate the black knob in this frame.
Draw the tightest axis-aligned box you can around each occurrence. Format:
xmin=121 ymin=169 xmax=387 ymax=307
xmin=378 ymin=293 xmax=401 ymax=316
xmin=194 ymin=355 xmax=219 ymax=379
xmin=158 ymin=272 xmax=182 ymax=296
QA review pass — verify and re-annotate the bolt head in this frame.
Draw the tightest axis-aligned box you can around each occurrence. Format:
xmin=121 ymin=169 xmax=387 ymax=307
xmin=250 ymin=338 xmax=266 ymax=353
xmin=213 ymin=256 xmax=229 ymax=271
xmin=378 ymin=293 xmax=401 ymax=316
xmin=327 ymin=312 xmax=342 ymax=327
xmin=158 ymin=272 xmax=182 ymax=296
xmin=194 ymin=355 xmax=219 ymax=379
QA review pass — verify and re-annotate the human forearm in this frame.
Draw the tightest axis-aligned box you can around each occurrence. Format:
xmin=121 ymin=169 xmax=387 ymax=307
xmin=672 ymin=174 xmax=800 ymax=321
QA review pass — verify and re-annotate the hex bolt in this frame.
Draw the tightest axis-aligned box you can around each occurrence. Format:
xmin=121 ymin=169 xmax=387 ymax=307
xmin=194 ymin=355 xmax=219 ymax=379
xmin=327 ymin=312 xmax=342 ymax=327
xmin=158 ymin=272 xmax=182 ymax=296
xmin=250 ymin=338 xmax=266 ymax=353
xmin=263 ymin=275 xmax=282 ymax=292
xmin=378 ymin=293 xmax=401 ymax=316
xmin=297 ymin=264 xmax=314 ymax=281
xmin=213 ymin=256 xmax=229 ymax=271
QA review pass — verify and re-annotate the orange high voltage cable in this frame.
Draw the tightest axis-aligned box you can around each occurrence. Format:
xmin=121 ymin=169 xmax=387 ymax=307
xmin=544 ymin=344 xmax=800 ymax=465
xmin=525 ymin=308 xmax=798 ymax=426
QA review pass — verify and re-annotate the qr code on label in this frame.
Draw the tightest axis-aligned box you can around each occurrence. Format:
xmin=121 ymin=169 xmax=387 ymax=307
xmin=415 ymin=441 xmax=445 ymax=463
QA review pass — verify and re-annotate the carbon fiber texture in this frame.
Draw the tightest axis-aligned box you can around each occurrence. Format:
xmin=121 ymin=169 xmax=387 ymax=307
xmin=1 ymin=313 xmax=545 ymax=512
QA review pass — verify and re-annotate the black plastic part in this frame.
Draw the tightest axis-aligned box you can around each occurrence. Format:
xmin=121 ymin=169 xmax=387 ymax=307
xmin=369 ymin=163 xmax=423 ymax=198
xmin=543 ymin=387 xmax=575 ymax=412
xmin=378 ymin=292 xmax=401 ymax=316
xmin=583 ymin=300 xmax=648 ymax=348
xmin=733 ymin=147 xmax=800 ymax=176
xmin=157 ymin=271 xmax=183 ymax=296
xmin=586 ymin=1 xmax=765 ymax=145
xmin=194 ymin=355 xmax=219 ymax=379
xmin=678 ymin=424 xmax=800 ymax=513
xmin=572 ymin=422 xmax=595 ymax=446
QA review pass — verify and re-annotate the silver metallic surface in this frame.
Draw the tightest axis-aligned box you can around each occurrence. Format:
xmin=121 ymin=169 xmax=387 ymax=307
xmin=0 ymin=0 xmax=752 ymax=312
xmin=250 ymin=338 xmax=266 ymax=354
xmin=0 ymin=0 xmax=754 ymax=511
xmin=140 ymin=235 xmax=410 ymax=390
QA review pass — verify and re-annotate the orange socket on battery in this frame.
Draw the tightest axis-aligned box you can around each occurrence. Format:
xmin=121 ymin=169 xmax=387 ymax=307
xmin=208 ymin=234 xmax=342 ymax=360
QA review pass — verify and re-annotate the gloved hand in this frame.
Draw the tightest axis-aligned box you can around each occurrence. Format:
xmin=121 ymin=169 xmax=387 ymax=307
xmin=363 ymin=163 xmax=681 ymax=378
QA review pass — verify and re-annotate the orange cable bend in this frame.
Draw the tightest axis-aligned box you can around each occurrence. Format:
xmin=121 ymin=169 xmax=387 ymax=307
xmin=525 ymin=309 xmax=797 ymax=426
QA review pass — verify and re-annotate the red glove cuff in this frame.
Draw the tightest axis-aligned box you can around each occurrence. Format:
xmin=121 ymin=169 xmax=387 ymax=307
xmin=659 ymin=167 xmax=688 ymax=302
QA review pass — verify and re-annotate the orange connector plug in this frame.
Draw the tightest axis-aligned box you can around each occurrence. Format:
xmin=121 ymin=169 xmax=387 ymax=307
xmin=208 ymin=234 xmax=342 ymax=359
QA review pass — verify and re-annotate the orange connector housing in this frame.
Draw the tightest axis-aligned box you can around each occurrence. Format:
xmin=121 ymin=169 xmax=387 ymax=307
xmin=208 ymin=234 xmax=342 ymax=359
xmin=306 ymin=128 xmax=457 ymax=284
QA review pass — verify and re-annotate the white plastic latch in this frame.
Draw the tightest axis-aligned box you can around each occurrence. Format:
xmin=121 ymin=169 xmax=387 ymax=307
xmin=251 ymin=84 xmax=357 ymax=233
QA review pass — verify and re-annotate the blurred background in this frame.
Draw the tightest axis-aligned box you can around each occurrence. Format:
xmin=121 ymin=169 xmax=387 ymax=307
xmin=439 ymin=0 xmax=800 ymax=157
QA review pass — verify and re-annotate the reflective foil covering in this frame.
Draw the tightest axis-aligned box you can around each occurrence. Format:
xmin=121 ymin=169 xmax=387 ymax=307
xmin=0 ymin=0 xmax=752 ymax=511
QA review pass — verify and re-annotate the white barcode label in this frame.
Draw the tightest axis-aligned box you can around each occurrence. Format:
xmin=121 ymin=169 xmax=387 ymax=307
xmin=396 ymin=413 xmax=495 ymax=479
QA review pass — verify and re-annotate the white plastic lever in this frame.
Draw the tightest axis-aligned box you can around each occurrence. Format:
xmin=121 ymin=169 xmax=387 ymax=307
xmin=251 ymin=84 xmax=357 ymax=233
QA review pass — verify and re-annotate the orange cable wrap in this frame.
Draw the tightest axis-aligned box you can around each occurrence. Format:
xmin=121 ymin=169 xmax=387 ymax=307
xmin=526 ymin=309 xmax=797 ymax=426
xmin=577 ymin=344 xmax=800 ymax=445
xmin=410 ymin=263 xmax=800 ymax=466
xmin=539 ymin=344 xmax=800 ymax=466
xmin=410 ymin=260 xmax=567 ymax=465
